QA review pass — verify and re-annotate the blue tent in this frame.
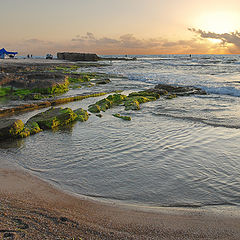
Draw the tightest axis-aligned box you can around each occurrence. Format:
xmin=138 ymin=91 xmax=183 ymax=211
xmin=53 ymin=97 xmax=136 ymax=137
xmin=0 ymin=48 xmax=18 ymax=59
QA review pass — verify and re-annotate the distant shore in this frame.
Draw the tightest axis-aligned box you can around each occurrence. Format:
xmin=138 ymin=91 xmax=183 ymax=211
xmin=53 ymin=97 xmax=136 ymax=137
xmin=0 ymin=167 xmax=240 ymax=239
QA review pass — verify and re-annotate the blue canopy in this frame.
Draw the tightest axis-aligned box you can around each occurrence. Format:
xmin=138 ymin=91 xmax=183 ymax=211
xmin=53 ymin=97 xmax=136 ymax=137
xmin=0 ymin=48 xmax=18 ymax=59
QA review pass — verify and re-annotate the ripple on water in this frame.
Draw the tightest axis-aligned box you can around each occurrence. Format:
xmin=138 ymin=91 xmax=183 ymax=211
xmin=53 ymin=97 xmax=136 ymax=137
xmin=1 ymin=107 xmax=240 ymax=208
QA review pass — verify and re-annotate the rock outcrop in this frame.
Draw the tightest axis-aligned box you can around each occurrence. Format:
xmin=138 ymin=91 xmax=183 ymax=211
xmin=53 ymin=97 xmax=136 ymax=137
xmin=27 ymin=107 xmax=77 ymax=129
xmin=57 ymin=52 xmax=100 ymax=61
xmin=74 ymin=108 xmax=89 ymax=122
xmin=153 ymin=84 xmax=206 ymax=96
xmin=0 ymin=119 xmax=24 ymax=140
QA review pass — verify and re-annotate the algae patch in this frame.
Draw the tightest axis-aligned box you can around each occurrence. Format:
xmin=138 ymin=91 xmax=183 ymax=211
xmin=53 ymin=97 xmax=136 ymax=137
xmin=27 ymin=107 xmax=78 ymax=129
xmin=112 ymin=113 xmax=131 ymax=121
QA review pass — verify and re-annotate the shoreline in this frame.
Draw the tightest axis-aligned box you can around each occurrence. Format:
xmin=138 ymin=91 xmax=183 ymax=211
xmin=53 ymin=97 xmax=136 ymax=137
xmin=0 ymin=167 xmax=240 ymax=239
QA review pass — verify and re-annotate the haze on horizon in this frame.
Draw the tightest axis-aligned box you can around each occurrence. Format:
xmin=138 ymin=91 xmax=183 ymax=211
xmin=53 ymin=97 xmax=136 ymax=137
xmin=1 ymin=0 xmax=240 ymax=56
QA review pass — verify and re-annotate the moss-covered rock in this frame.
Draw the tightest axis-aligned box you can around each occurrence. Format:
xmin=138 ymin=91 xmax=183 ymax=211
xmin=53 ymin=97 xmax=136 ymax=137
xmin=74 ymin=108 xmax=89 ymax=122
xmin=88 ymin=104 xmax=101 ymax=113
xmin=124 ymin=99 xmax=140 ymax=111
xmin=34 ymin=78 xmax=69 ymax=95
xmin=91 ymin=78 xmax=111 ymax=85
xmin=21 ymin=122 xmax=42 ymax=137
xmin=106 ymin=94 xmax=127 ymax=104
xmin=166 ymin=94 xmax=177 ymax=99
xmin=0 ymin=119 xmax=24 ymax=140
xmin=153 ymin=84 xmax=206 ymax=96
xmin=0 ymin=87 xmax=11 ymax=97
xmin=112 ymin=113 xmax=131 ymax=121
xmin=23 ymin=93 xmax=44 ymax=100
xmin=68 ymin=75 xmax=91 ymax=83
xmin=27 ymin=107 xmax=77 ymax=129
xmin=88 ymin=94 xmax=126 ymax=113
xmin=128 ymin=90 xmax=161 ymax=99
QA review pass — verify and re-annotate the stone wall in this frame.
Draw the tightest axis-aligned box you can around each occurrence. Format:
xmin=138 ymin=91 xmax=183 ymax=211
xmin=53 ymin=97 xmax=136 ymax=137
xmin=57 ymin=52 xmax=100 ymax=61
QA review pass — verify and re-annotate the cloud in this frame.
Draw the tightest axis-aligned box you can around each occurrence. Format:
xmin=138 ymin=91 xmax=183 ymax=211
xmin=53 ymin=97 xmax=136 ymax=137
xmin=72 ymin=32 xmax=163 ymax=50
xmin=1 ymin=30 xmax=235 ymax=55
xmin=188 ymin=28 xmax=240 ymax=49
xmin=71 ymin=32 xmax=215 ymax=54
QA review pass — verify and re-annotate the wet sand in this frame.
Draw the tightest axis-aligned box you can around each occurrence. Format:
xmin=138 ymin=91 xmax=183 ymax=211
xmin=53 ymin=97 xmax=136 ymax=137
xmin=0 ymin=168 xmax=240 ymax=239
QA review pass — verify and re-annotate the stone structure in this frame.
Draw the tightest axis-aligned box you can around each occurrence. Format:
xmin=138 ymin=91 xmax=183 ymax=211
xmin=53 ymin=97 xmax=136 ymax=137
xmin=57 ymin=52 xmax=100 ymax=61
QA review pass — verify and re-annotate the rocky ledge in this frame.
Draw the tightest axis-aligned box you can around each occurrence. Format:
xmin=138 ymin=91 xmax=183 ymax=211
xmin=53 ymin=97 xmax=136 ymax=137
xmin=0 ymin=107 xmax=89 ymax=140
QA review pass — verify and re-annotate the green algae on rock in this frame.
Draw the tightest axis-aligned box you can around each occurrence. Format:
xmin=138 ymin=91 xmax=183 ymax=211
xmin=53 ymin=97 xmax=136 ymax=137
xmin=88 ymin=104 xmax=101 ymax=113
xmin=0 ymin=119 xmax=24 ymax=140
xmin=124 ymin=99 xmax=140 ymax=111
xmin=88 ymin=94 xmax=127 ymax=113
xmin=18 ymin=122 xmax=42 ymax=138
xmin=74 ymin=108 xmax=89 ymax=122
xmin=112 ymin=113 xmax=131 ymax=121
xmin=27 ymin=107 xmax=77 ymax=129
xmin=33 ymin=78 xmax=70 ymax=95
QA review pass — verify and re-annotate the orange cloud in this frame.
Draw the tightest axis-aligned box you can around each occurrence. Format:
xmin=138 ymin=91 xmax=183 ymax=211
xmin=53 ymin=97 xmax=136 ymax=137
xmin=189 ymin=28 xmax=240 ymax=53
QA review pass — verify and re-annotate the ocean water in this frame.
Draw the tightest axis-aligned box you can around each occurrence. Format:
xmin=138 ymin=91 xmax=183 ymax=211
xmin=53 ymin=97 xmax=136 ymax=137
xmin=1 ymin=54 xmax=240 ymax=208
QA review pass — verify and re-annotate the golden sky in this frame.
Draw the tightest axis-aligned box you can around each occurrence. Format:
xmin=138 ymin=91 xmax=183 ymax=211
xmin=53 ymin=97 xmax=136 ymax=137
xmin=1 ymin=0 xmax=240 ymax=55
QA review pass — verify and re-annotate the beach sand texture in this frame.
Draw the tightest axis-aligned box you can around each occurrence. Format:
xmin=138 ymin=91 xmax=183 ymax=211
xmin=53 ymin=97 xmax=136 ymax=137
xmin=0 ymin=168 xmax=240 ymax=240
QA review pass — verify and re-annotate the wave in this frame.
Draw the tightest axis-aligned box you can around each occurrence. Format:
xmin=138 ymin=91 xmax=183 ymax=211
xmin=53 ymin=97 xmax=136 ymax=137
xmin=152 ymin=112 xmax=240 ymax=129
xmin=200 ymin=86 xmax=240 ymax=97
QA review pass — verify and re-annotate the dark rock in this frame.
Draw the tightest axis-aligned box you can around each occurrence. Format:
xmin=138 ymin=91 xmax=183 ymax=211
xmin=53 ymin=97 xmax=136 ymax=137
xmin=154 ymin=84 xmax=206 ymax=96
xmin=91 ymin=78 xmax=111 ymax=85
xmin=3 ymin=232 xmax=15 ymax=239
xmin=0 ymin=119 xmax=24 ymax=140
xmin=12 ymin=72 xmax=67 ymax=89
xmin=57 ymin=52 xmax=100 ymax=61
xmin=23 ymin=93 xmax=44 ymax=100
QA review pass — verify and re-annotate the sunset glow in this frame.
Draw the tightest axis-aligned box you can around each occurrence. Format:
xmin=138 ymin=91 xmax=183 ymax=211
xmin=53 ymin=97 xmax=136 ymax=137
xmin=195 ymin=11 xmax=239 ymax=34
xmin=0 ymin=0 xmax=240 ymax=55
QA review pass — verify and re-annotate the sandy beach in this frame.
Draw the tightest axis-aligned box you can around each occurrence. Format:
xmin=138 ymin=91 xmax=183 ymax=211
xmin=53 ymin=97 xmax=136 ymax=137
xmin=0 ymin=168 xmax=239 ymax=239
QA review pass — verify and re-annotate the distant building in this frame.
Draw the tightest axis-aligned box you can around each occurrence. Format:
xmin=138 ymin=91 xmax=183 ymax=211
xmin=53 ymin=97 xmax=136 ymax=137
xmin=0 ymin=48 xmax=18 ymax=59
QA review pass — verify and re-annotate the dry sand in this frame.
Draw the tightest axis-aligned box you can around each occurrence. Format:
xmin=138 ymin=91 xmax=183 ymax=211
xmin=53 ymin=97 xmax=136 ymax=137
xmin=0 ymin=168 xmax=240 ymax=239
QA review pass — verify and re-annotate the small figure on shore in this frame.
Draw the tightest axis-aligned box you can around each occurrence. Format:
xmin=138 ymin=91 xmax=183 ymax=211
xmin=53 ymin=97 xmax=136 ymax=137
xmin=31 ymin=54 xmax=33 ymax=58
xmin=189 ymin=54 xmax=192 ymax=58
xmin=27 ymin=54 xmax=30 ymax=58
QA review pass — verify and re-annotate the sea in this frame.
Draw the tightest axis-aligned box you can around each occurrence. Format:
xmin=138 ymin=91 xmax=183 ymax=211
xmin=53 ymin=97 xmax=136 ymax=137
xmin=1 ymin=54 xmax=240 ymax=209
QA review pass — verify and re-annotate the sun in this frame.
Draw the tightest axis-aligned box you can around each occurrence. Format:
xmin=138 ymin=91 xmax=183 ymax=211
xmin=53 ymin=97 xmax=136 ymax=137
xmin=195 ymin=11 xmax=239 ymax=34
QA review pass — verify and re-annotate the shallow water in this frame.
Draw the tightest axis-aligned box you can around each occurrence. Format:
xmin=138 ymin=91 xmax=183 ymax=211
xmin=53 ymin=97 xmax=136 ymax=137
xmin=1 ymin=55 xmax=240 ymax=208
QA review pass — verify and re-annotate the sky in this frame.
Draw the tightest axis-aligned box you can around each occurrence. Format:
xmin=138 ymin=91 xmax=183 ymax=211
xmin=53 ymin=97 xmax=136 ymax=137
xmin=1 ymin=0 xmax=240 ymax=55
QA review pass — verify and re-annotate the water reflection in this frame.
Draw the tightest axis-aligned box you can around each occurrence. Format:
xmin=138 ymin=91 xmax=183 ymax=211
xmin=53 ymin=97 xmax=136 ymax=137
xmin=0 ymin=138 xmax=25 ymax=149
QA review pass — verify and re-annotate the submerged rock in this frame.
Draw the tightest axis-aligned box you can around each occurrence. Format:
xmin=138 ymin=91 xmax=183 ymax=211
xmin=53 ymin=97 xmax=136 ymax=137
xmin=91 ymin=78 xmax=111 ymax=85
xmin=88 ymin=104 xmax=101 ymax=113
xmin=112 ymin=113 xmax=131 ymax=121
xmin=153 ymin=84 xmax=206 ymax=96
xmin=124 ymin=99 xmax=140 ymax=111
xmin=0 ymin=119 xmax=24 ymax=140
xmin=27 ymin=107 xmax=77 ymax=129
xmin=74 ymin=108 xmax=89 ymax=122
xmin=88 ymin=94 xmax=126 ymax=113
